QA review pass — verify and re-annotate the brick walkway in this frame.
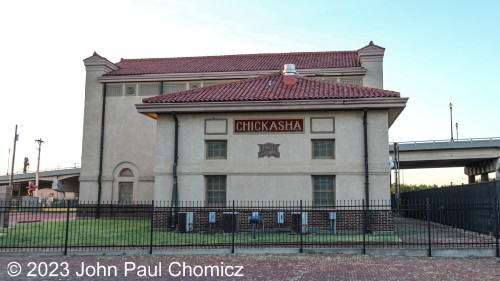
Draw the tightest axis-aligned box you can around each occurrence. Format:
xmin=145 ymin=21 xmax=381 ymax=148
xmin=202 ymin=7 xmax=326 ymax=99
xmin=0 ymin=254 xmax=498 ymax=280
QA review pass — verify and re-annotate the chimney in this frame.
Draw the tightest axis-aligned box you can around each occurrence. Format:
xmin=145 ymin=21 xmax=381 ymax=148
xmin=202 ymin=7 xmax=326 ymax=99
xmin=283 ymin=64 xmax=297 ymax=85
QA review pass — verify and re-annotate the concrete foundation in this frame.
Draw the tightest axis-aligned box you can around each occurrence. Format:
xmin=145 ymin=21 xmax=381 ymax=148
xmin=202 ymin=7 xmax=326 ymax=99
xmin=21 ymin=196 xmax=40 ymax=211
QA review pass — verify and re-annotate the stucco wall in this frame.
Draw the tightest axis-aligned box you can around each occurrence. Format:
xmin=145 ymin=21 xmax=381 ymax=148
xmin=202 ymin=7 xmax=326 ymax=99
xmin=80 ymin=63 xmax=106 ymax=202
xmin=154 ymin=110 xmax=391 ymax=204
xmin=80 ymin=83 xmax=156 ymax=202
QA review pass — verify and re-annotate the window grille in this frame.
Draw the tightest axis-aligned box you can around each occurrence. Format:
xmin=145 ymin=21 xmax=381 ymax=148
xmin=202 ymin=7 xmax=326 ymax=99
xmin=118 ymin=182 xmax=133 ymax=203
xmin=164 ymin=83 xmax=187 ymax=93
xmin=107 ymin=84 xmax=123 ymax=97
xmin=139 ymin=83 xmax=161 ymax=96
xmin=206 ymin=140 xmax=227 ymax=159
xmin=206 ymin=176 xmax=226 ymax=206
xmin=340 ymin=78 xmax=362 ymax=86
xmin=313 ymin=176 xmax=335 ymax=206
xmin=312 ymin=139 xmax=335 ymax=158
xmin=189 ymin=82 xmax=202 ymax=89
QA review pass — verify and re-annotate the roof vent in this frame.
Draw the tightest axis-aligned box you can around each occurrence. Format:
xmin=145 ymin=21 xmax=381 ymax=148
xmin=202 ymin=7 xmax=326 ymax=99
xmin=283 ymin=64 xmax=297 ymax=85
xmin=283 ymin=64 xmax=297 ymax=75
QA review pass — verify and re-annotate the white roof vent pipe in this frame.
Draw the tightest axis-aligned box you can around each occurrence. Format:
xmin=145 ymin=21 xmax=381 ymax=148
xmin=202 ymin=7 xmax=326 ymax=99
xmin=283 ymin=64 xmax=297 ymax=75
xmin=283 ymin=64 xmax=298 ymax=85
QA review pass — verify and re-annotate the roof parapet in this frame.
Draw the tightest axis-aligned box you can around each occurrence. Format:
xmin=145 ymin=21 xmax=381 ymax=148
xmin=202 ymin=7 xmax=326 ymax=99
xmin=83 ymin=52 xmax=119 ymax=73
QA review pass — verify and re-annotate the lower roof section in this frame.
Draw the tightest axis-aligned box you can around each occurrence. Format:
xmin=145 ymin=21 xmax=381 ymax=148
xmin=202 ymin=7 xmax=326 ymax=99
xmin=136 ymin=97 xmax=407 ymax=127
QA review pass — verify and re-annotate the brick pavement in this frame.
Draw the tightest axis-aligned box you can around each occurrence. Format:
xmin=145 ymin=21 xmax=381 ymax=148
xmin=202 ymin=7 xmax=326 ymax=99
xmin=0 ymin=254 xmax=498 ymax=280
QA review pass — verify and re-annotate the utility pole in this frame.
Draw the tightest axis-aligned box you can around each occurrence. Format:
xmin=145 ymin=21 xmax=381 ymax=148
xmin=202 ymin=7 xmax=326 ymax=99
xmin=35 ymin=138 xmax=45 ymax=197
xmin=9 ymin=125 xmax=19 ymax=192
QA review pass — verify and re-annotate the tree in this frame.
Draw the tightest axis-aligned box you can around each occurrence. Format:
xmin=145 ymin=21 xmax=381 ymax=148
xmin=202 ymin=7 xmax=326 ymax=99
xmin=391 ymin=183 xmax=439 ymax=194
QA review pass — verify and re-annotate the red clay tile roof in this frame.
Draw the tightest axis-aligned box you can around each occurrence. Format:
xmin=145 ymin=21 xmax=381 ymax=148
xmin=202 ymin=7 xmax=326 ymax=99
xmin=142 ymin=73 xmax=399 ymax=104
xmin=107 ymin=51 xmax=360 ymax=76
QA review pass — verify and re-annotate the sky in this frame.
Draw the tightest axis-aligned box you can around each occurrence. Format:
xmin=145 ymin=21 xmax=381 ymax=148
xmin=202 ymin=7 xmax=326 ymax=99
xmin=0 ymin=0 xmax=499 ymax=185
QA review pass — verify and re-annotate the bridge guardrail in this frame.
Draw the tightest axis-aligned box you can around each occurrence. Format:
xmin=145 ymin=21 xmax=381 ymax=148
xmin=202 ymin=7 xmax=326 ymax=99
xmin=390 ymin=137 xmax=500 ymax=146
xmin=390 ymin=137 xmax=500 ymax=151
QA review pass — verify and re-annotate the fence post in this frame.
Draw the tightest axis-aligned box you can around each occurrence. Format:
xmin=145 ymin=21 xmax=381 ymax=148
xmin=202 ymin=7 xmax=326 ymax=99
xmin=63 ymin=200 xmax=71 ymax=256
xmin=362 ymin=199 xmax=366 ymax=255
xmin=149 ymin=200 xmax=154 ymax=255
xmin=426 ymin=197 xmax=432 ymax=257
xmin=494 ymin=180 xmax=499 ymax=258
xmin=231 ymin=200 xmax=235 ymax=254
xmin=299 ymin=200 xmax=303 ymax=253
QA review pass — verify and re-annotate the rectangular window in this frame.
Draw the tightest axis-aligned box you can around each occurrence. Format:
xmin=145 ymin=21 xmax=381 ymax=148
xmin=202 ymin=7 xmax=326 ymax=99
xmin=163 ymin=83 xmax=187 ymax=93
xmin=189 ymin=82 xmax=202 ymax=89
xmin=206 ymin=140 xmax=227 ymax=159
xmin=107 ymin=84 xmax=123 ymax=97
xmin=139 ymin=83 xmax=161 ymax=96
xmin=340 ymin=78 xmax=363 ymax=86
xmin=206 ymin=176 xmax=226 ymax=206
xmin=203 ymin=81 xmax=221 ymax=87
xmin=118 ymin=182 xmax=133 ymax=203
xmin=312 ymin=139 xmax=335 ymax=158
xmin=313 ymin=176 xmax=335 ymax=206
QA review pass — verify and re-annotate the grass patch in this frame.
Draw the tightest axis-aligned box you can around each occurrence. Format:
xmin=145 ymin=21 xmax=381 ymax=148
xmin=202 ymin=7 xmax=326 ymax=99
xmin=0 ymin=219 xmax=150 ymax=248
xmin=0 ymin=218 xmax=400 ymax=248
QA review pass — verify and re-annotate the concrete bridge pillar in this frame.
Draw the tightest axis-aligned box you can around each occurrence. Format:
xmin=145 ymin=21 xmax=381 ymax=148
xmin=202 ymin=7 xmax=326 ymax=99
xmin=51 ymin=178 xmax=60 ymax=191
xmin=464 ymin=158 xmax=499 ymax=183
xmin=480 ymin=173 xmax=489 ymax=182
xmin=468 ymin=175 xmax=476 ymax=184
xmin=497 ymin=158 xmax=500 ymax=180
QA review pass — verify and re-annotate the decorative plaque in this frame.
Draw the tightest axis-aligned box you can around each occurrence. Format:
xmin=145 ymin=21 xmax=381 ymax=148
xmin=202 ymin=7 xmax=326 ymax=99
xmin=258 ymin=143 xmax=280 ymax=158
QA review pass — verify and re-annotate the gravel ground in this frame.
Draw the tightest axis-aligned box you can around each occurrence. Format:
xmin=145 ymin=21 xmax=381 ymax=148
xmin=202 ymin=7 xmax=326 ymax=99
xmin=0 ymin=254 xmax=499 ymax=281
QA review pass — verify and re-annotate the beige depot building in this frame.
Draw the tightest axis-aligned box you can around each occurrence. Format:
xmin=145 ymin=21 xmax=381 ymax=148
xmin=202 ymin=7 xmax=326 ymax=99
xmin=80 ymin=41 xmax=407 ymax=206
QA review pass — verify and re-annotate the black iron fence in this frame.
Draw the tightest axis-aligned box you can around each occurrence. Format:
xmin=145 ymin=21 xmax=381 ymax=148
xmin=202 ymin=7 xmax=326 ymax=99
xmin=399 ymin=180 xmax=500 ymax=235
xmin=399 ymin=181 xmax=500 ymax=202
xmin=0 ymin=199 xmax=498 ymax=256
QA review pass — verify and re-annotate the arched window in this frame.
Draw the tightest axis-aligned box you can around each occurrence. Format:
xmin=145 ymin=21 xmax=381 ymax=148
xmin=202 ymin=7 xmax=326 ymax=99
xmin=119 ymin=168 xmax=134 ymax=177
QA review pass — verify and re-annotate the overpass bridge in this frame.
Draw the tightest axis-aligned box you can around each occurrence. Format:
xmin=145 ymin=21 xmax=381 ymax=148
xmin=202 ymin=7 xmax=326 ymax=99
xmin=1 ymin=138 xmax=498 ymax=197
xmin=389 ymin=138 xmax=500 ymax=183
xmin=0 ymin=167 xmax=80 ymax=198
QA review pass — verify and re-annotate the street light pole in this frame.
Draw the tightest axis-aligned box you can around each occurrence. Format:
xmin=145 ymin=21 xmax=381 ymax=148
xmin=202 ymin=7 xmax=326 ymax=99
xmin=449 ymin=103 xmax=454 ymax=142
xmin=455 ymin=122 xmax=458 ymax=140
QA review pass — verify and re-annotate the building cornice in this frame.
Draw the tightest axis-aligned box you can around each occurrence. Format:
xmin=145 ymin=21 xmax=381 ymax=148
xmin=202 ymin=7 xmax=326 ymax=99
xmin=136 ymin=97 xmax=408 ymax=125
xmin=98 ymin=67 xmax=366 ymax=83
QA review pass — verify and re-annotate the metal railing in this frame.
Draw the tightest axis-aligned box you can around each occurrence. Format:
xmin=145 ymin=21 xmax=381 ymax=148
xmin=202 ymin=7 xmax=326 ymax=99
xmin=390 ymin=137 xmax=500 ymax=146
xmin=0 ymin=198 xmax=498 ymax=256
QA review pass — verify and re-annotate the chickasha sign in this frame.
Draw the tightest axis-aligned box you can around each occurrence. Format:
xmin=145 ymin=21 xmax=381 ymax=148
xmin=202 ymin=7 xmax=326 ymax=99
xmin=234 ymin=119 xmax=304 ymax=133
